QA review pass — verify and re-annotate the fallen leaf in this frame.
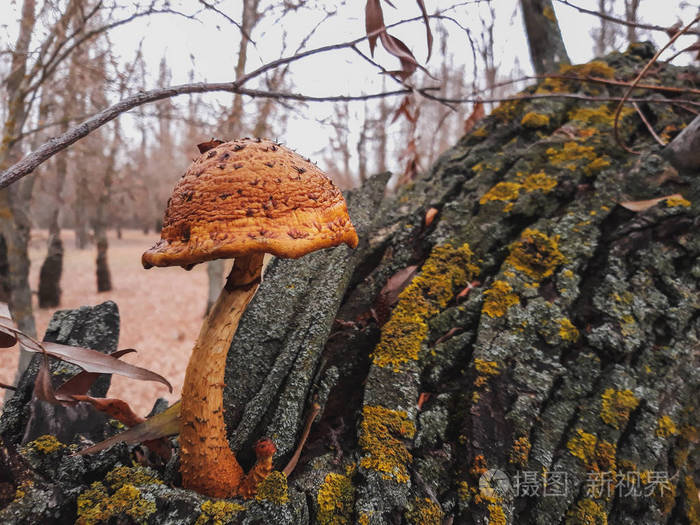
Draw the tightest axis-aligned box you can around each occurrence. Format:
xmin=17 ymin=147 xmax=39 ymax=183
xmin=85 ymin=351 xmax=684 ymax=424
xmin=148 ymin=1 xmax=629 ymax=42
xmin=77 ymin=400 xmax=181 ymax=455
xmin=457 ymin=280 xmax=481 ymax=300
xmin=619 ymin=193 xmax=684 ymax=212
xmin=424 ymin=207 xmax=438 ymax=227
xmin=72 ymin=395 xmax=145 ymax=427
xmin=432 ymin=327 xmax=463 ymax=347
xmin=417 ymin=392 xmax=431 ymax=410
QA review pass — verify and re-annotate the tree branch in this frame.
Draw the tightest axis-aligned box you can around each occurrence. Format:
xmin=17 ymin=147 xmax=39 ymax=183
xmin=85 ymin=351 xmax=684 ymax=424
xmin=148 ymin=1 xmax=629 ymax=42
xmin=555 ymin=0 xmax=700 ymax=37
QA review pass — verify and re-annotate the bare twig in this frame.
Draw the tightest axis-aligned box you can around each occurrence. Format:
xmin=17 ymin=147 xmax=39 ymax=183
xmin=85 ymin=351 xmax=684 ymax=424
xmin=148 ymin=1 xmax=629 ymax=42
xmin=632 ymin=102 xmax=665 ymax=146
xmin=197 ymin=0 xmax=254 ymax=43
xmin=613 ymin=13 xmax=700 ymax=154
xmin=282 ymin=402 xmax=321 ymax=477
xmin=555 ymin=0 xmax=700 ymax=36
xmin=537 ymin=74 xmax=700 ymax=96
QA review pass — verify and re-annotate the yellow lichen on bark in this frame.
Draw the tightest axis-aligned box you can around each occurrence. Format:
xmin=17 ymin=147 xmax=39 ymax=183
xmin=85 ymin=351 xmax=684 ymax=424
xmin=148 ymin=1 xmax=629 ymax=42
xmin=656 ymin=415 xmax=679 ymax=438
xmin=482 ymin=280 xmax=520 ymax=318
xmin=480 ymin=182 xmax=522 ymax=204
xmin=600 ymin=389 xmax=638 ymax=429
xmin=506 ymin=229 xmax=565 ymax=281
xmin=371 ymin=243 xmax=478 ymax=370
xmin=317 ymin=473 xmax=355 ymax=525
xmin=359 ymin=405 xmax=416 ymax=483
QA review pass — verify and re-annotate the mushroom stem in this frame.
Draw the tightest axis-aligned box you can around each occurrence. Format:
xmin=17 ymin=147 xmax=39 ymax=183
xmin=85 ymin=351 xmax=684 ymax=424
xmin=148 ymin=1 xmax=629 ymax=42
xmin=179 ymin=252 xmax=265 ymax=497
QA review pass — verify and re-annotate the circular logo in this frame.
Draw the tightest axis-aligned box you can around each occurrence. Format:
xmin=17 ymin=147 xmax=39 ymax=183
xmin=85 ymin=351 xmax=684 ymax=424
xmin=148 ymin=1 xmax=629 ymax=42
xmin=479 ymin=469 xmax=513 ymax=499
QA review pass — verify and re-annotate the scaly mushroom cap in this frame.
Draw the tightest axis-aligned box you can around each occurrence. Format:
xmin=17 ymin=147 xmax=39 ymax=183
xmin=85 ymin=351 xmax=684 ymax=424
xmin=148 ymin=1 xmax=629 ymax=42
xmin=142 ymin=138 xmax=359 ymax=269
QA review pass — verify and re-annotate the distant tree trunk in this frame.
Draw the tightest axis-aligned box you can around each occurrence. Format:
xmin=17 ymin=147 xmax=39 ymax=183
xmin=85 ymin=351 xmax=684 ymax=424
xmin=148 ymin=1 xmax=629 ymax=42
xmin=357 ymin=105 xmax=370 ymax=184
xmin=624 ymin=0 xmax=641 ymax=43
xmin=593 ymin=0 xmax=613 ymax=56
xmin=37 ymin=148 xmax=68 ymax=309
xmin=37 ymin=233 xmax=63 ymax=308
xmin=74 ymin=180 xmax=91 ymax=249
xmin=520 ymin=0 xmax=570 ymax=74
xmin=0 ymin=235 xmax=9 ymax=303
xmin=94 ymin=125 xmax=118 ymax=293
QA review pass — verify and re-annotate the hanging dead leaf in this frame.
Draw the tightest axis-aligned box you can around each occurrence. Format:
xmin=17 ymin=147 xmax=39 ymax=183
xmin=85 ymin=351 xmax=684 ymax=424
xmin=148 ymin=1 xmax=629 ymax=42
xmin=365 ymin=0 xmax=385 ymax=57
xmin=77 ymin=400 xmax=181 ymax=456
xmin=415 ymin=0 xmax=433 ymax=61
xmin=33 ymin=341 xmax=170 ymax=391
xmin=54 ymin=349 xmax=137 ymax=400
xmin=391 ymin=96 xmax=416 ymax=124
xmin=379 ymin=31 xmax=420 ymax=80
xmin=464 ymin=100 xmax=485 ymax=134
xmin=34 ymin=353 xmax=61 ymax=404
xmin=619 ymin=193 xmax=684 ymax=212
xmin=0 ymin=302 xmax=172 ymax=391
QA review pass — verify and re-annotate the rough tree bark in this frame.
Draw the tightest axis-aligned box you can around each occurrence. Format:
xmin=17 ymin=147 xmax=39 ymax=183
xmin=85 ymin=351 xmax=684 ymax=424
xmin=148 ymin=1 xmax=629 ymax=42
xmin=0 ymin=45 xmax=698 ymax=525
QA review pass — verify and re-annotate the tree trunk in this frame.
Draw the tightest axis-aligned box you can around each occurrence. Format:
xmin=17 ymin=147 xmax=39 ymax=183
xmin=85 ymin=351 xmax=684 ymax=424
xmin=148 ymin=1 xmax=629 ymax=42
xmin=37 ymin=150 xmax=68 ymax=308
xmin=37 ymin=232 xmax=62 ymax=308
xmin=520 ymin=0 xmax=570 ymax=74
xmin=93 ymin=125 xmax=118 ymax=293
xmin=0 ymin=235 xmax=9 ymax=303
xmin=74 ymin=179 xmax=91 ymax=249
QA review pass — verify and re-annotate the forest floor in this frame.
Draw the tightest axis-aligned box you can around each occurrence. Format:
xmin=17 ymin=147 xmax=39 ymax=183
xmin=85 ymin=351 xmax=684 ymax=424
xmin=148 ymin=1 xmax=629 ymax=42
xmin=1 ymin=229 xmax=209 ymax=414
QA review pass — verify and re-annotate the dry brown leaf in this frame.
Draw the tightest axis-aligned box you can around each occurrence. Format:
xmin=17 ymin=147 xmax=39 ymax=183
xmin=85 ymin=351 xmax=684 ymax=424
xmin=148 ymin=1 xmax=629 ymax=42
xmin=464 ymin=100 xmax=485 ymax=134
xmin=77 ymin=400 xmax=181 ymax=455
xmin=379 ymin=31 xmax=419 ymax=79
xmin=54 ymin=349 xmax=136 ymax=400
xmin=415 ymin=0 xmax=433 ymax=61
xmin=619 ymin=193 xmax=683 ymax=212
xmin=1 ymin=301 xmax=172 ymax=398
xmin=72 ymin=395 xmax=145 ymax=427
xmin=34 ymin=354 xmax=61 ymax=404
xmin=365 ymin=0 xmax=385 ymax=57
xmin=424 ymin=207 xmax=438 ymax=227
xmin=380 ymin=265 xmax=419 ymax=306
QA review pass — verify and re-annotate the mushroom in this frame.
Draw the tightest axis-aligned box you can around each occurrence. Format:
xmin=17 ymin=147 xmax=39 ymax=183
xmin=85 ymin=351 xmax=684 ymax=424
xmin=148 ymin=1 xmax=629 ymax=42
xmin=142 ymin=138 xmax=358 ymax=497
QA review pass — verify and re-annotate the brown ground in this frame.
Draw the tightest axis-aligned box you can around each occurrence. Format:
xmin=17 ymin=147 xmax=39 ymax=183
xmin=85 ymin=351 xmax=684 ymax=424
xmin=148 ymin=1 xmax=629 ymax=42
xmin=0 ymin=229 xmax=209 ymax=415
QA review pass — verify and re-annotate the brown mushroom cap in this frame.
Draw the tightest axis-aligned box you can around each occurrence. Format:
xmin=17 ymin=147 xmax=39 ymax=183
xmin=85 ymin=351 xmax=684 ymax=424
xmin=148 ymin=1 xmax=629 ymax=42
xmin=142 ymin=138 xmax=359 ymax=269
